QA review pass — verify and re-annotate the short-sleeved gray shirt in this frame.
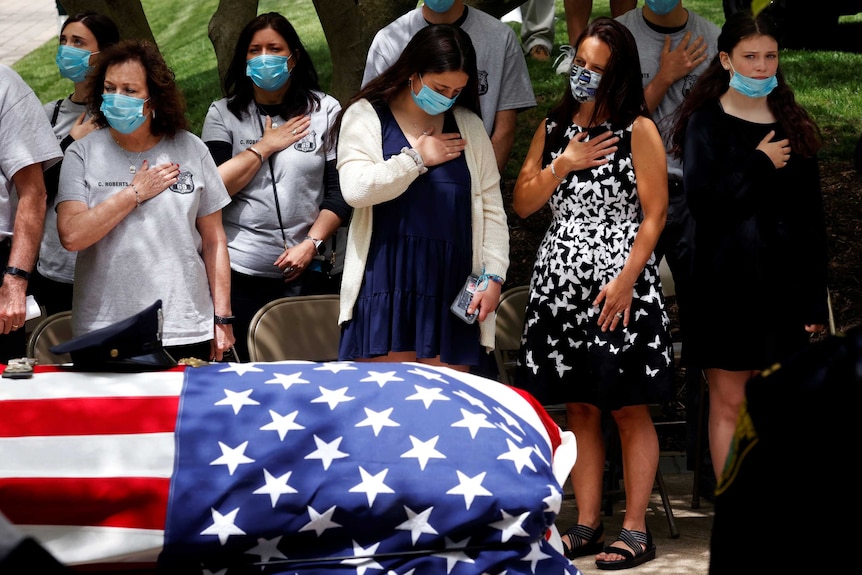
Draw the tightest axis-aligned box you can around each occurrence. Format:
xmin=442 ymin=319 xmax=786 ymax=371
xmin=57 ymin=129 xmax=231 ymax=344
xmin=201 ymin=94 xmax=341 ymax=278
xmin=361 ymin=7 xmax=536 ymax=136
xmin=617 ymin=8 xmax=720 ymax=179
xmin=0 ymin=65 xmax=62 ymax=238
xmin=38 ymin=96 xmax=87 ymax=283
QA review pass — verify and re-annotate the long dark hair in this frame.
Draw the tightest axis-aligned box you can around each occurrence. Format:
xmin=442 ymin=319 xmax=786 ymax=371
xmin=61 ymin=11 xmax=120 ymax=50
xmin=224 ymin=12 xmax=321 ymax=120
xmin=87 ymin=40 xmax=188 ymax=136
xmin=329 ymin=24 xmax=481 ymax=144
xmin=545 ymin=17 xmax=647 ymax=152
xmin=671 ymin=10 xmax=821 ymax=158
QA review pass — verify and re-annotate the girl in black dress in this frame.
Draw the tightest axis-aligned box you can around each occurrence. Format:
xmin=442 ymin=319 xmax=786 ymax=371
xmin=671 ymin=10 xmax=828 ymax=480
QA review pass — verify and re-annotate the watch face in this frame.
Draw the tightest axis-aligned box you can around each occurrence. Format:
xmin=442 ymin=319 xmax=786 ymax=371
xmin=314 ymin=239 xmax=325 ymax=255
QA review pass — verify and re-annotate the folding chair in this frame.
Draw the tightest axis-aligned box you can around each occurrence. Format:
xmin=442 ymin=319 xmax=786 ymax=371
xmin=26 ymin=310 xmax=73 ymax=365
xmin=246 ymin=295 xmax=341 ymax=362
xmin=494 ymin=281 xmax=680 ymax=537
xmin=492 ymin=285 xmax=529 ymax=384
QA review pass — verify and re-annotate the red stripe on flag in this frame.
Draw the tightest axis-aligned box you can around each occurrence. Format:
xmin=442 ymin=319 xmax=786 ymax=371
xmin=0 ymin=476 xmax=169 ymax=530
xmin=0 ymin=397 xmax=179 ymax=437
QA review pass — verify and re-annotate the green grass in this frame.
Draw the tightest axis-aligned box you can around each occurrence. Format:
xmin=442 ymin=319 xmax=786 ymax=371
xmin=14 ymin=0 xmax=862 ymax=166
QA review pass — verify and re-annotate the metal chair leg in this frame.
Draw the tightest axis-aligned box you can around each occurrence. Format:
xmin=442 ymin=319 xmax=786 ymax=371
xmin=655 ymin=467 xmax=680 ymax=539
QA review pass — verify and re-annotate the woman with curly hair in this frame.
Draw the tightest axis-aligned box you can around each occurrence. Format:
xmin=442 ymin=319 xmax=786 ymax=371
xmin=671 ymin=9 xmax=828 ymax=480
xmin=56 ymin=39 xmax=235 ymax=362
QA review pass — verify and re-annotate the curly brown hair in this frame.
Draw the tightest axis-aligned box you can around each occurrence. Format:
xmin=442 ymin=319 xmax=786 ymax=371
xmin=86 ymin=39 xmax=188 ymax=136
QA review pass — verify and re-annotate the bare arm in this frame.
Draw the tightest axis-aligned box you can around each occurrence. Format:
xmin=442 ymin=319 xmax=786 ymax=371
xmin=643 ymin=32 xmax=708 ymax=114
xmin=490 ymin=109 xmax=517 ymax=174
xmin=216 ymin=115 xmax=311 ymax=195
xmin=58 ymin=161 xmax=180 ymax=252
xmin=197 ymin=210 xmax=234 ymax=360
xmin=594 ymin=117 xmax=668 ymax=330
xmin=1 ymin=163 xmax=47 ymax=333
xmin=513 ymin=120 xmax=619 ymax=218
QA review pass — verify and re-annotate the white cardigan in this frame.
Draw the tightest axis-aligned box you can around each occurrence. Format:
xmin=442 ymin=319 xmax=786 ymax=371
xmin=336 ymin=99 xmax=509 ymax=350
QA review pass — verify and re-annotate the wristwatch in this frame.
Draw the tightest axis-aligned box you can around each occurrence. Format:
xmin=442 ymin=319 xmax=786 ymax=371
xmin=305 ymin=236 xmax=325 ymax=255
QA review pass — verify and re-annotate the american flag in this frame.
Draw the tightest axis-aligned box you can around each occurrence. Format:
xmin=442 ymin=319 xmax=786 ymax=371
xmin=0 ymin=362 xmax=580 ymax=575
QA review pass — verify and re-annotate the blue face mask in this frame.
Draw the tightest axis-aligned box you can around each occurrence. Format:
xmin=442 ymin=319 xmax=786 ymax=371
xmin=424 ymin=0 xmax=456 ymax=13
xmin=570 ymin=64 xmax=602 ymax=103
xmin=246 ymin=54 xmax=291 ymax=91
xmin=411 ymin=74 xmax=458 ymax=116
xmin=56 ymin=44 xmax=97 ymax=83
xmin=645 ymin=0 xmax=680 ymax=16
xmin=728 ymin=62 xmax=777 ymax=98
xmin=100 ymin=93 xmax=150 ymax=134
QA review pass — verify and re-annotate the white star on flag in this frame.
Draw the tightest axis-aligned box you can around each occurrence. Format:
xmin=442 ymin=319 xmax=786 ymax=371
xmin=214 ymin=388 xmax=260 ymax=414
xmin=304 ymin=434 xmax=348 ymax=470
xmin=360 ymin=370 xmax=405 ymax=387
xmin=314 ymin=361 xmax=358 ymax=373
xmin=400 ymin=435 xmax=446 ymax=470
xmin=264 ymin=371 xmax=310 ymax=390
xmin=252 ymin=469 xmax=297 ymax=507
xmin=299 ymin=504 xmax=341 ymax=536
xmin=210 ymin=441 xmax=254 ymax=475
xmin=451 ymin=408 xmax=496 ymax=438
xmin=312 ymin=386 xmax=355 ymax=409
xmin=218 ymin=363 xmax=264 ymax=376
xmin=489 ymin=510 xmax=531 ymax=542
xmin=406 ymin=385 xmax=449 ymax=408
xmin=395 ymin=505 xmax=438 ymax=544
xmin=434 ymin=536 xmax=475 ymax=574
xmin=497 ymin=438 xmax=538 ymax=473
xmin=356 ymin=406 xmax=399 ymax=436
xmin=259 ymin=409 xmax=304 ymax=440
xmin=244 ymin=535 xmax=286 ymax=564
xmin=341 ymin=541 xmax=383 ymax=575
xmin=348 ymin=466 xmax=395 ymax=506
xmin=200 ymin=507 xmax=246 ymax=545
xmin=446 ymin=470 xmax=492 ymax=509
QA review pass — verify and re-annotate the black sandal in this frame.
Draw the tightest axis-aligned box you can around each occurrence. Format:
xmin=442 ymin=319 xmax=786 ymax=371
xmin=595 ymin=527 xmax=656 ymax=570
xmin=561 ymin=522 xmax=605 ymax=559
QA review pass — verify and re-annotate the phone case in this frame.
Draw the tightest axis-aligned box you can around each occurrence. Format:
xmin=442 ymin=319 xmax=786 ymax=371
xmin=450 ymin=274 xmax=480 ymax=324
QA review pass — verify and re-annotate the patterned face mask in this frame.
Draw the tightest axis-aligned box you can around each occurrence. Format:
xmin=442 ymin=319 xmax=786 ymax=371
xmin=570 ymin=64 xmax=602 ymax=103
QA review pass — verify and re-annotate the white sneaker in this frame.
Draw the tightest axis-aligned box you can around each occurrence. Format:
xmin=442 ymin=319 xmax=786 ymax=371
xmin=554 ymin=45 xmax=575 ymax=75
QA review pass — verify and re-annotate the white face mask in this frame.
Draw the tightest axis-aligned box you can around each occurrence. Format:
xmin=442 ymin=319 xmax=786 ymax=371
xmin=570 ymin=64 xmax=602 ymax=103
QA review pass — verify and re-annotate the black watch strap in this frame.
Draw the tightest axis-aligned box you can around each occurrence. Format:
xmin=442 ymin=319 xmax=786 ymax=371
xmin=214 ymin=314 xmax=235 ymax=325
xmin=4 ymin=266 xmax=31 ymax=281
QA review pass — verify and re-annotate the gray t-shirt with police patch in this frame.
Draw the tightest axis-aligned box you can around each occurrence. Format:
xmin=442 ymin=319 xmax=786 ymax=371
xmin=201 ymin=94 xmax=340 ymax=278
xmin=57 ymin=129 xmax=230 ymax=345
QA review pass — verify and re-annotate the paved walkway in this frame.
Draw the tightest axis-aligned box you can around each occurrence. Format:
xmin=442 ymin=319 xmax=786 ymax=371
xmin=0 ymin=0 xmax=60 ymax=67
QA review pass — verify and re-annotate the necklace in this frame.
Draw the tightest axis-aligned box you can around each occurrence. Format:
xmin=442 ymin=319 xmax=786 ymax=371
xmin=410 ymin=122 xmax=429 ymax=137
xmin=114 ymin=138 xmax=145 ymax=174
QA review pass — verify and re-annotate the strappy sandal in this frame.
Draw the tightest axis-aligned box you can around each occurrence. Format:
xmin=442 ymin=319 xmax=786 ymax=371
xmin=561 ymin=522 xmax=605 ymax=559
xmin=595 ymin=527 xmax=656 ymax=570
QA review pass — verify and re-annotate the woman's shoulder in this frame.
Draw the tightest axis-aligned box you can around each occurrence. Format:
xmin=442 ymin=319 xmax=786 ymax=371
xmin=453 ymin=107 xmax=485 ymax=132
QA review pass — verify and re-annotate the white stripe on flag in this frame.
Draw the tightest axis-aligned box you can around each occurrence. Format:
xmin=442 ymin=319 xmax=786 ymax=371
xmin=19 ymin=524 xmax=163 ymax=565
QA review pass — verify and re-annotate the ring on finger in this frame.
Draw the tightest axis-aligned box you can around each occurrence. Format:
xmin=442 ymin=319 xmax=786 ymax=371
xmin=292 ymin=129 xmax=297 ymax=136
xmin=615 ymin=312 xmax=623 ymax=319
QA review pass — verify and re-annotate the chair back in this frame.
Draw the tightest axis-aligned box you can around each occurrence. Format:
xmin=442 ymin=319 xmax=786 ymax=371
xmin=493 ymin=285 xmax=529 ymax=384
xmin=26 ymin=311 xmax=73 ymax=365
xmin=247 ymin=295 xmax=341 ymax=362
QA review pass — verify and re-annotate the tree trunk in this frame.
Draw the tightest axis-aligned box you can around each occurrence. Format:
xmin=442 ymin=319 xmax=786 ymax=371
xmin=59 ymin=0 xmax=155 ymax=44
xmin=208 ymin=0 xmax=259 ymax=95
xmin=313 ymin=0 xmax=527 ymax=106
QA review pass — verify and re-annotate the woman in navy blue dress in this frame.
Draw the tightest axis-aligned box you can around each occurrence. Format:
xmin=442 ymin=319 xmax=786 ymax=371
xmin=334 ymin=25 xmax=509 ymax=371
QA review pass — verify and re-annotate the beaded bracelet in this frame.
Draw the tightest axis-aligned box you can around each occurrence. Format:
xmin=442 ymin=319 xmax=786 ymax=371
xmin=550 ymin=160 xmax=566 ymax=182
xmin=401 ymin=146 xmax=428 ymax=175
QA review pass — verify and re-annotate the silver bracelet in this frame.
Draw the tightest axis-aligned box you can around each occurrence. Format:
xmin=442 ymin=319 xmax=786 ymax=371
xmin=131 ymin=184 xmax=142 ymax=208
xmin=550 ymin=160 xmax=566 ymax=182
xmin=401 ymin=147 xmax=428 ymax=174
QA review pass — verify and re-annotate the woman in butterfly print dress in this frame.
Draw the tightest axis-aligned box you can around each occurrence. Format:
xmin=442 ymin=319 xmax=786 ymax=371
xmin=512 ymin=18 xmax=673 ymax=570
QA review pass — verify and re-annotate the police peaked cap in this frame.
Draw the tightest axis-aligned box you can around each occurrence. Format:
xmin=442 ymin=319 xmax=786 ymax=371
xmin=50 ymin=300 xmax=178 ymax=371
